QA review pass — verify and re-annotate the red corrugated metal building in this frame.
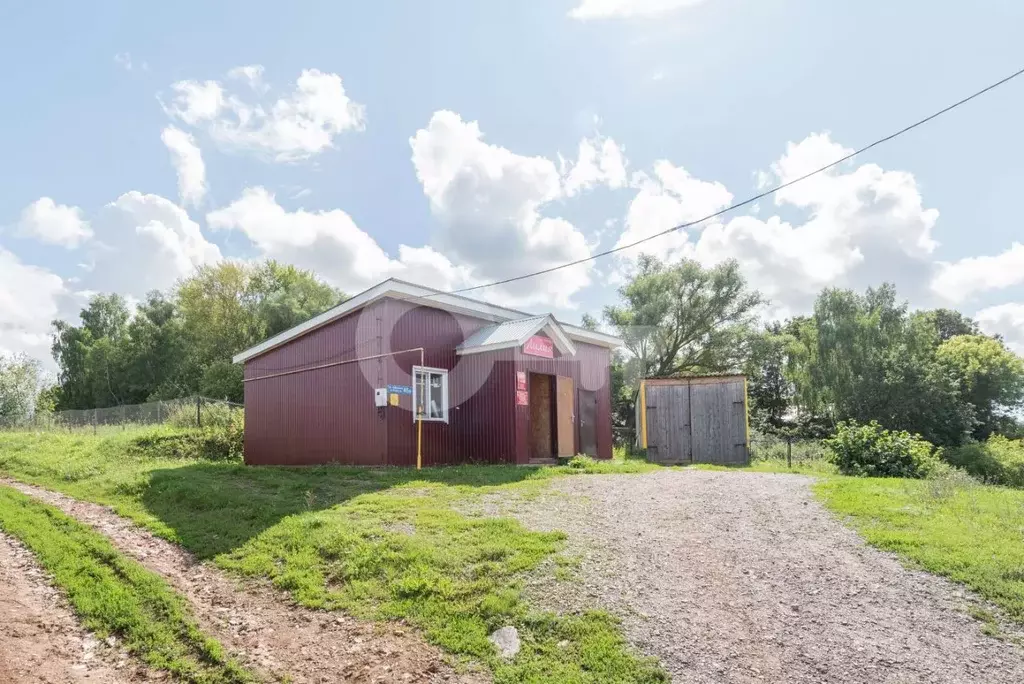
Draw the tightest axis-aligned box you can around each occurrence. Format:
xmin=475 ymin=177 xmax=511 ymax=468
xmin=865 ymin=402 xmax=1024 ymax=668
xmin=232 ymin=279 xmax=622 ymax=466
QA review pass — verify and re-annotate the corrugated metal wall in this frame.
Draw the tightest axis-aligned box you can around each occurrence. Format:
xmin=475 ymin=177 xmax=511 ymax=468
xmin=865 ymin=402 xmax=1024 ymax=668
xmin=383 ymin=299 xmax=516 ymax=466
xmin=243 ymin=296 xmax=614 ymax=466
xmin=243 ymin=299 xmax=387 ymax=465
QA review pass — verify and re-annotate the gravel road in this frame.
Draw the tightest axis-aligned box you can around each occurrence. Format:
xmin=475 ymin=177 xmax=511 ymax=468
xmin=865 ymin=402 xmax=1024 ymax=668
xmin=508 ymin=469 xmax=1024 ymax=684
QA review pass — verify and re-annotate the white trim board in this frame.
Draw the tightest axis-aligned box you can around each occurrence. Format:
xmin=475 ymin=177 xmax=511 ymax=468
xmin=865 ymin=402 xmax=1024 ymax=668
xmin=456 ymin=315 xmax=577 ymax=357
xmin=233 ymin=278 xmax=622 ymax=364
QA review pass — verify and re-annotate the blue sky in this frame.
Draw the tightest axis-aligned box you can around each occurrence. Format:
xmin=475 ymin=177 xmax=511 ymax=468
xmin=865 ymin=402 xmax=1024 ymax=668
xmin=2 ymin=0 xmax=1024 ymax=366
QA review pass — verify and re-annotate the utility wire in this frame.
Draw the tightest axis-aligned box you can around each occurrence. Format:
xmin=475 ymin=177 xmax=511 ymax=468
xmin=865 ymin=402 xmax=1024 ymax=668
xmin=437 ymin=65 xmax=1024 ymax=297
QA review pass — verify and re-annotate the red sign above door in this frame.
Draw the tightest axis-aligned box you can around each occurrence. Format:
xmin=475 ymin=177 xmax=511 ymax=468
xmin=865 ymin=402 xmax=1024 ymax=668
xmin=522 ymin=335 xmax=554 ymax=358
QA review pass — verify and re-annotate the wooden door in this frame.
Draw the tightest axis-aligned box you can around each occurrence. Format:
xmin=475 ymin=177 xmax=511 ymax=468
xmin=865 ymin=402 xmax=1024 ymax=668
xmin=645 ymin=383 xmax=691 ymax=464
xmin=529 ymin=373 xmax=555 ymax=459
xmin=689 ymin=380 xmax=748 ymax=464
xmin=555 ymin=376 xmax=575 ymax=457
xmin=577 ymin=389 xmax=598 ymax=457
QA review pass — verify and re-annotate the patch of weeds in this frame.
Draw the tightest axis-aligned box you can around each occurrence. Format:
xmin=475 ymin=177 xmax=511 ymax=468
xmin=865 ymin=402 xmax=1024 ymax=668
xmin=968 ymin=606 xmax=1003 ymax=638
xmin=553 ymin=553 xmax=583 ymax=582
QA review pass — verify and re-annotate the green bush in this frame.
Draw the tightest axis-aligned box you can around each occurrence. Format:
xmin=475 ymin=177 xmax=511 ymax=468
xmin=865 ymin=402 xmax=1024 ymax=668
xmin=129 ymin=412 xmax=244 ymax=462
xmin=165 ymin=400 xmax=241 ymax=429
xmin=824 ymin=420 xmax=940 ymax=478
xmin=566 ymin=454 xmax=597 ymax=470
xmin=945 ymin=435 xmax=1024 ymax=488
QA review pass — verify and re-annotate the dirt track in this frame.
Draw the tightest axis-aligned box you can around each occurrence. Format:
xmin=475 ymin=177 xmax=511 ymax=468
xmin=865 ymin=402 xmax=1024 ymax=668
xmin=0 ymin=530 xmax=146 ymax=683
xmin=1 ymin=478 xmax=484 ymax=684
xmin=508 ymin=470 xmax=1024 ymax=684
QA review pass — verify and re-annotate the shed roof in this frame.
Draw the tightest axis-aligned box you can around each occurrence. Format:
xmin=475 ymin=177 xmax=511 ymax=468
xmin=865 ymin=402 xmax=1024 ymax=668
xmin=456 ymin=315 xmax=576 ymax=356
xmin=233 ymin=278 xmax=621 ymax=364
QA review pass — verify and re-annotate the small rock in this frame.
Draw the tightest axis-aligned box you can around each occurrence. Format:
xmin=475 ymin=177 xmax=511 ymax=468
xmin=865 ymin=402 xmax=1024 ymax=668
xmin=489 ymin=626 xmax=521 ymax=659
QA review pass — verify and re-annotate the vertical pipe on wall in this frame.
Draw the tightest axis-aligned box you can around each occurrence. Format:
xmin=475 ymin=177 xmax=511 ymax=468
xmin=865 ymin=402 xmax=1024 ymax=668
xmin=639 ymin=380 xmax=648 ymax=449
xmin=417 ymin=348 xmax=424 ymax=470
xmin=743 ymin=377 xmax=751 ymax=461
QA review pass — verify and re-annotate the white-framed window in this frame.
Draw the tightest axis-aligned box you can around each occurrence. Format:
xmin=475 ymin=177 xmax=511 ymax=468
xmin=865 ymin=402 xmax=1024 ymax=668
xmin=412 ymin=366 xmax=449 ymax=423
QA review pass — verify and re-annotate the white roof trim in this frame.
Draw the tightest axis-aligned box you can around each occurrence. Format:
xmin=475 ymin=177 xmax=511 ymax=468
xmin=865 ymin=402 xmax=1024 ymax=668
xmin=233 ymin=278 xmax=621 ymax=363
xmin=456 ymin=315 xmax=577 ymax=357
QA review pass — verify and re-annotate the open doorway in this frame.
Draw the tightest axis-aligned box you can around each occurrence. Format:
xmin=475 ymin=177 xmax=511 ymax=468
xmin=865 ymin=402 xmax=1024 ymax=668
xmin=529 ymin=373 xmax=556 ymax=462
xmin=529 ymin=373 xmax=576 ymax=462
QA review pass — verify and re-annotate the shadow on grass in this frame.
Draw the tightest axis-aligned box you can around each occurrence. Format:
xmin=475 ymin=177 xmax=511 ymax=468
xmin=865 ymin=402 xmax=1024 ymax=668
xmin=141 ymin=462 xmax=544 ymax=560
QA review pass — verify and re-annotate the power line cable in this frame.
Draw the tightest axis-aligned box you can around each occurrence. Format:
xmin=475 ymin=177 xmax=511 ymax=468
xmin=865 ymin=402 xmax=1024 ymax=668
xmin=436 ymin=65 xmax=1024 ymax=297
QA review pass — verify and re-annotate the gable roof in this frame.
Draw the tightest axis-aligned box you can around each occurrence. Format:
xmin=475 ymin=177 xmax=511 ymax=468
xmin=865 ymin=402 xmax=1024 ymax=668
xmin=456 ymin=315 xmax=576 ymax=356
xmin=232 ymin=278 xmax=621 ymax=363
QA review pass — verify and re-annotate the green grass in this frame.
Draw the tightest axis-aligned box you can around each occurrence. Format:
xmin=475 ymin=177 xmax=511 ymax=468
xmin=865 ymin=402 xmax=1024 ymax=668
xmin=815 ymin=476 xmax=1024 ymax=626
xmin=0 ymin=429 xmax=665 ymax=683
xmin=693 ymin=457 xmax=838 ymax=476
xmin=0 ymin=484 xmax=253 ymax=683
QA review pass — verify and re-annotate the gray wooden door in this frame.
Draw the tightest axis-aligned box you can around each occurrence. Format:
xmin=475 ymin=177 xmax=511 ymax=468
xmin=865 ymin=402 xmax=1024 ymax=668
xmin=578 ymin=389 xmax=598 ymax=458
xmin=645 ymin=384 xmax=691 ymax=464
xmin=690 ymin=381 xmax=748 ymax=464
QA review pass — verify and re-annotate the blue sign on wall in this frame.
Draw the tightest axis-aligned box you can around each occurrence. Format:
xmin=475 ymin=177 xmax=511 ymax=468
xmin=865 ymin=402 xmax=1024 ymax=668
xmin=388 ymin=384 xmax=413 ymax=395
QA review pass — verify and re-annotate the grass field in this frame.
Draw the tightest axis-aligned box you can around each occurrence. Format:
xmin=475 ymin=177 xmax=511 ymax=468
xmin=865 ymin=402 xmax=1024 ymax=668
xmin=5 ymin=426 xmax=1022 ymax=677
xmin=0 ymin=484 xmax=252 ymax=683
xmin=0 ymin=429 xmax=665 ymax=683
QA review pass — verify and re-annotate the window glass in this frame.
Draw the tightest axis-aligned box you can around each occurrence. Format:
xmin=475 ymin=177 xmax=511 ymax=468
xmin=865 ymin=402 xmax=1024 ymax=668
xmin=413 ymin=367 xmax=448 ymax=422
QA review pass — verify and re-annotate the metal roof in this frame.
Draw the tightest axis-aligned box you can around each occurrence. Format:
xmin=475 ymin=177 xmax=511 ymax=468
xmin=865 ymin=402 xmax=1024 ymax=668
xmin=458 ymin=316 xmax=548 ymax=349
xmin=456 ymin=314 xmax=577 ymax=356
xmin=233 ymin=278 xmax=620 ymax=363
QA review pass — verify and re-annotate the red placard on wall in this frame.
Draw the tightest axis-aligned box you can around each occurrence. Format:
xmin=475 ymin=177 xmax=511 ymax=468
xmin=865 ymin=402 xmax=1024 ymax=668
xmin=516 ymin=389 xmax=529 ymax=406
xmin=522 ymin=335 xmax=554 ymax=358
xmin=516 ymin=371 xmax=527 ymax=390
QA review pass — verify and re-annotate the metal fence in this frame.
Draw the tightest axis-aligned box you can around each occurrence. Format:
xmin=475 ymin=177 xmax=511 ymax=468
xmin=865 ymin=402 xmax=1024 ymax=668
xmin=614 ymin=425 xmax=826 ymax=466
xmin=748 ymin=431 xmax=827 ymax=467
xmin=0 ymin=397 xmax=243 ymax=433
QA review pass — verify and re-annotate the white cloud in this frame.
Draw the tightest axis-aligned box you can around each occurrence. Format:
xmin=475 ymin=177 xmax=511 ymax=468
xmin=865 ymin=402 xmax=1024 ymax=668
xmin=206 ymin=187 xmax=472 ymax=294
xmin=931 ymin=242 xmax=1024 ymax=304
xmin=569 ymin=0 xmax=706 ymax=20
xmin=562 ymin=135 xmax=628 ymax=196
xmin=85 ymin=192 xmax=221 ymax=298
xmin=115 ymin=53 xmax=148 ymax=72
xmin=410 ymin=110 xmax=596 ymax=308
xmin=0 ymin=245 xmax=66 ymax=361
xmin=165 ymin=80 xmax=225 ymax=125
xmin=976 ymin=303 xmax=1024 ymax=355
xmin=227 ymin=64 xmax=268 ymax=93
xmin=161 ymin=126 xmax=207 ymax=207
xmin=614 ymin=132 xmax=941 ymax=316
xmin=16 ymin=198 xmax=93 ymax=248
xmin=615 ymin=160 xmax=733 ymax=256
xmin=166 ymin=67 xmax=365 ymax=162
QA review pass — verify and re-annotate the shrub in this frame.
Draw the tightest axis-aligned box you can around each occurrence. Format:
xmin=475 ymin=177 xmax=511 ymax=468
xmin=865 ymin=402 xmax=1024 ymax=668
xmin=566 ymin=454 xmax=597 ymax=470
xmin=923 ymin=461 xmax=976 ymax=500
xmin=824 ymin=420 xmax=940 ymax=478
xmin=165 ymin=400 xmax=241 ymax=429
xmin=129 ymin=411 xmax=244 ymax=462
xmin=945 ymin=435 xmax=1024 ymax=488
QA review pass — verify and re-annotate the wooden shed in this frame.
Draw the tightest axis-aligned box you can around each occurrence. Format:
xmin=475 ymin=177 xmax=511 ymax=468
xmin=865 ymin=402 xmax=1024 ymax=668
xmin=635 ymin=375 xmax=750 ymax=465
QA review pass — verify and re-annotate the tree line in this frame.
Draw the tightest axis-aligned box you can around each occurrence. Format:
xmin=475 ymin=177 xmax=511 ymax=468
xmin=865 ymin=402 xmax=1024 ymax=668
xmin=2 ymin=252 xmax=1022 ymax=449
xmin=601 ymin=255 xmax=1024 ymax=447
xmin=42 ymin=261 xmax=341 ymax=411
